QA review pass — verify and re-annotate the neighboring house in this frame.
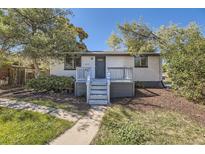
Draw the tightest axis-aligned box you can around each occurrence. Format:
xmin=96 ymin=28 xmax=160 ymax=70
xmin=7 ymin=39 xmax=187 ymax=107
xmin=50 ymin=51 xmax=163 ymax=105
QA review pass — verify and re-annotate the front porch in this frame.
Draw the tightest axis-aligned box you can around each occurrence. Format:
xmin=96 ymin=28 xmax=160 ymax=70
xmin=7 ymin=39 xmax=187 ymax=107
xmin=75 ymin=67 xmax=135 ymax=105
xmin=75 ymin=67 xmax=133 ymax=82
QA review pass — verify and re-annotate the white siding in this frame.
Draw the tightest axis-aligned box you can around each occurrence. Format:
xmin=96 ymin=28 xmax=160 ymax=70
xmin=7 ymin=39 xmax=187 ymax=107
xmin=133 ymin=56 xmax=162 ymax=81
xmin=50 ymin=61 xmax=76 ymax=77
xmin=106 ymin=56 xmax=134 ymax=71
xmin=50 ymin=56 xmax=95 ymax=78
xmin=50 ymin=55 xmax=162 ymax=81
xmin=105 ymin=55 xmax=162 ymax=81
xmin=81 ymin=56 xmax=95 ymax=78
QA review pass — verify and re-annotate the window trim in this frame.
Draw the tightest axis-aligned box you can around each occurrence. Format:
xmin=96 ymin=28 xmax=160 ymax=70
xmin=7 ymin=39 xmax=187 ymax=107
xmin=134 ymin=56 xmax=148 ymax=68
xmin=64 ymin=55 xmax=81 ymax=70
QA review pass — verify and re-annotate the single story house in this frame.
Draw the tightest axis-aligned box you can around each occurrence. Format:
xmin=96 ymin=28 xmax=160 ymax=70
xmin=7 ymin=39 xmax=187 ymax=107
xmin=50 ymin=51 xmax=163 ymax=105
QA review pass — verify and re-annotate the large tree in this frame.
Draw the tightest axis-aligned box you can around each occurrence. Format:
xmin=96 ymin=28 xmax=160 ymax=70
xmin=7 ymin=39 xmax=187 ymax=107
xmin=107 ymin=20 xmax=157 ymax=54
xmin=107 ymin=33 xmax=122 ymax=51
xmin=0 ymin=9 xmax=88 ymax=78
xmin=110 ymin=20 xmax=205 ymax=102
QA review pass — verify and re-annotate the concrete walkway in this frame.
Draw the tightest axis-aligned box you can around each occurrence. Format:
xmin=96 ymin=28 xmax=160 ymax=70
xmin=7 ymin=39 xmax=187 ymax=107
xmin=0 ymin=98 xmax=81 ymax=122
xmin=50 ymin=106 xmax=106 ymax=145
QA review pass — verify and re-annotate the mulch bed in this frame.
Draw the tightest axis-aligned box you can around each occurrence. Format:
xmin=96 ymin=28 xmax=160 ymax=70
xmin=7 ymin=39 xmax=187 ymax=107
xmin=112 ymin=88 xmax=205 ymax=126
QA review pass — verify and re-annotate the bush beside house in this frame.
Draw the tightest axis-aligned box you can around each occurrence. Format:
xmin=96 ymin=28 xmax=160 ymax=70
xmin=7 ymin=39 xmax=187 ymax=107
xmin=26 ymin=76 xmax=74 ymax=93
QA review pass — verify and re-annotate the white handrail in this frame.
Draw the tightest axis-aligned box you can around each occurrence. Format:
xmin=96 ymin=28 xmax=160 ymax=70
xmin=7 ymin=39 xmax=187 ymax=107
xmin=76 ymin=67 xmax=91 ymax=81
xmin=106 ymin=72 xmax=111 ymax=104
xmin=86 ymin=70 xmax=91 ymax=104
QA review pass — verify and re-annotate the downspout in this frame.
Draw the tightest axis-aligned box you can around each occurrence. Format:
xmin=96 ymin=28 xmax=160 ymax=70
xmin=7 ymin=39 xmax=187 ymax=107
xmin=159 ymin=57 xmax=166 ymax=88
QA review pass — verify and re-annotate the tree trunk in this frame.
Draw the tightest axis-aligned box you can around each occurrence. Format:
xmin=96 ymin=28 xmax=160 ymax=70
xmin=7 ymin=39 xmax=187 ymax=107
xmin=33 ymin=58 xmax=40 ymax=78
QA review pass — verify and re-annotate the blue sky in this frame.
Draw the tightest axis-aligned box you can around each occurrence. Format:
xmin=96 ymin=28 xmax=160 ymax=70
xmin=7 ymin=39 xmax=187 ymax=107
xmin=70 ymin=8 xmax=205 ymax=51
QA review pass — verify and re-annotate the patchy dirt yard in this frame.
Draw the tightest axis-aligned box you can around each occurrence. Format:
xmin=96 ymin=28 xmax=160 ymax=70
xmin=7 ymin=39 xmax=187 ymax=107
xmin=112 ymin=88 xmax=205 ymax=126
xmin=93 ymin=88 xmax=205 ymax=144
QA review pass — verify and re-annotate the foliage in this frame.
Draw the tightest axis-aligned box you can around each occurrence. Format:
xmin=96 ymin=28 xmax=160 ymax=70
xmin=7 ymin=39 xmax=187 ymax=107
xmin=92 ymin=105 xmax=205 ymax=144
xmin=0 ymin=107 xmax=72 ymax=144
xmin=108 ymin=19 xmax=157 ymax=54
xmin=118 ymin=21 xmax=156 ymax=54
xmin=107 ymin=33 xmax=122 ymax=51
xmin=26 ymin=75 xmax=74 ymax=92
xmin=158 ymin=23 xmax=205 ymax=102
xmin=110 ymin=20 xmax=205 ymax=102
xmin=0 ymin=51 xmax=34 ymax=68
xmin=162 ymin=63 xmax=168 ymax=73
xmin=0 ymin=51 xmax=12 ymax=68
xmin=0 ymin=9 xmax=88 ymax=77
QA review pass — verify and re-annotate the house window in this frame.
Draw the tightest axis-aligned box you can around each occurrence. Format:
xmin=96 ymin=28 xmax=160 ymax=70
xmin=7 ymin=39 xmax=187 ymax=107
xmin=134 ymin=56 xmax=148 ymax=67
xmin=64 ymin=55 xmax=81 ymax=70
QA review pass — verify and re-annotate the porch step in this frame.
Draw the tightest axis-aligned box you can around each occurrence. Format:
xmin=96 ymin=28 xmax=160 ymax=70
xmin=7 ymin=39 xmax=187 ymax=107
xmin=89 ymin=99 xmax=108 ymax=105
xmin=91 ymin=82 xmax=107 ymax=86
xmin=90 ymin=94 xmax=107 ymax=100
xmin=87 ymin=79 xmax=109 ymax=105
xmin=91 ymin=85 xmax=107 ymax=90
xmin=90 ymin=90 xmax=107 ymax=95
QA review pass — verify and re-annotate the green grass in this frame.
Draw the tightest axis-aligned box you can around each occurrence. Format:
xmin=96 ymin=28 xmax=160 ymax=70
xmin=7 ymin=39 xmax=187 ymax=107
xmin=92 ymin=105 xmax=205 ymax=144
xmin=0 ymin=107 xmax=73 ymax=145
xmin=18 ymin=98 xmax=87 ymax=116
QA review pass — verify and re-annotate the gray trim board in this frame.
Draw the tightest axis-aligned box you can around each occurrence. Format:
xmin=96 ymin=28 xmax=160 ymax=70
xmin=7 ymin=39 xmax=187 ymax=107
xmin=80 ymin=51 xmax=160 ymax=56
xmin=135 ymin=81 xmax=164 ymax=88
xmin=58 ymin=51 xmax=160 ymax=57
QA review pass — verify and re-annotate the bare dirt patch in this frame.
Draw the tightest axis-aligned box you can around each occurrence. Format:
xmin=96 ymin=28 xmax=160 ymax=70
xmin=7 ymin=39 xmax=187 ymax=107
xmin=112 ymin=88 xmax=205 ymax=126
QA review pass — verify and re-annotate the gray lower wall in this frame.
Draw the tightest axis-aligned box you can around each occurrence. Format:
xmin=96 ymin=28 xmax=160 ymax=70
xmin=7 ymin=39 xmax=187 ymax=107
xmin=75 ymin=82 xmax=86 ymax=97
xmin=135 ymin=81 xmax=164 ymax=88
xmin=75 ymin=81 xmax=163 ymax=98
xmin=75 ymin=82 xmax=135 ymax=98
xmin=110 ymin=82 xmax=135 ymax=98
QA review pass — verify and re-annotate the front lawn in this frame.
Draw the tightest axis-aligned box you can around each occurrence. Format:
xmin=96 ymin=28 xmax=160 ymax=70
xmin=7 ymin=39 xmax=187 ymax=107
xmin=92 ymin=105 xmax=205 ymax=144
xmin=0 ymin=107 xmax=73 ymax=144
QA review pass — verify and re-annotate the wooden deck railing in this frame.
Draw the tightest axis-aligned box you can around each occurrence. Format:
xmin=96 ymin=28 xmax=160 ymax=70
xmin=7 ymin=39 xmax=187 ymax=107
xmin=107 ymin=67 xmax=133 ymax=81
xmin=76 ymin=67 xmax=133 ymax=81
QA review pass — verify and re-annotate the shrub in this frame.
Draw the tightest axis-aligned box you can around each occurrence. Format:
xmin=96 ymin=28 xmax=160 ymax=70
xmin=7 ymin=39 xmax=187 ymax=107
xmin=159 ymin=23 xmax=205 ymax=103
xmin=26 ymin=75 xmax=74 ymax=93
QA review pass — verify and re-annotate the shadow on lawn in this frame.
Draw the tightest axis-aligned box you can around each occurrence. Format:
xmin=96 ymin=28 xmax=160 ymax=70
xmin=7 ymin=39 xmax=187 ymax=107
xmin=1 ymin=88 xmax=90 ymax=116
xmin=135 ymin=88 xmax=160 ymax=98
